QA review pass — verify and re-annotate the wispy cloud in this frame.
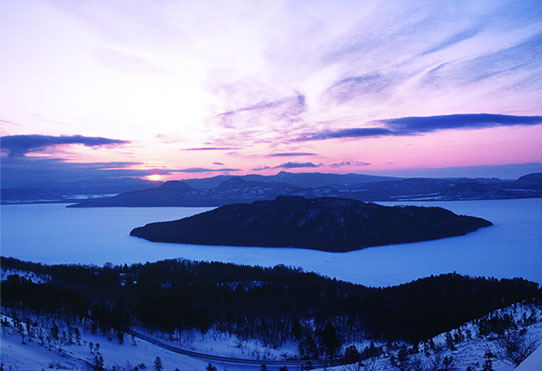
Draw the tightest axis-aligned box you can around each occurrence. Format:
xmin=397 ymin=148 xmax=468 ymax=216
xmin=317 ymin=2 xmax=542 ymax=114
xmin=296 ymin=128 xmax=392 ymax=141
xmin=273 ymin=162 xmax=320 ymax=169
xmin=330 ymin=161 xmax=371 ymax=168
xmin=326 ymin=73 xmax=399 ymax=104
xmin=213 ymin=161 xmax=224 ymax=166
xmin=183 ymin=147 xmax=240 ymax=151
xmin=252 ymin=166 xmax=271 ymax=171
xmin=296 ymin=114 xmax=542 ymax=141
xmin=0 ymin=118 xmax=20 ymax=126
xmin=214 ymin=94 xmax=306 ymax=129
xmin=422 ymin=34 xmax=542 ymax=88
xmin=2 ymin=1 xmax=541 ymax=178
xmin=1 ymin=134 xmax=129 ymax=157
xmin=421 ymin=27 xmax=480 ymax=56
xmin=270 ymin=152 xmax=316 ymax=157
xmin=92 ymin=47 xmax=165 ymax=75
xmin=172 ymin=167 xmax=241 ymax=173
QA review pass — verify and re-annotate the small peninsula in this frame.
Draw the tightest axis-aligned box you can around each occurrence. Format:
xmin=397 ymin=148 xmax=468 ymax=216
xmin=130 ymin=196 xmax=492 ymax=252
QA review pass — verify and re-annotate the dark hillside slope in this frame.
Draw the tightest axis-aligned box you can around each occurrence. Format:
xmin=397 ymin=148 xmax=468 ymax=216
xmin=67 ymin=181 xmax=200 ymax=207
xmin=1 ymin=257 xmax=540 ymax=346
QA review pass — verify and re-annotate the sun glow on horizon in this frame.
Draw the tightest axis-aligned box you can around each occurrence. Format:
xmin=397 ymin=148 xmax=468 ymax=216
xmin=146 ymin=174 xmax=163 ymax=182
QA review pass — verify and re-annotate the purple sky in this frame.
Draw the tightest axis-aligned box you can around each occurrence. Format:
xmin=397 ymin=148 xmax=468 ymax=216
xmin=1 ymin=0 xmax=541 ymax=185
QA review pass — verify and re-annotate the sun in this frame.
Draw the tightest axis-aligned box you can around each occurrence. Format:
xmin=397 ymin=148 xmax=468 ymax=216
xmin=147 ymin=174 xmax=163 ymax=182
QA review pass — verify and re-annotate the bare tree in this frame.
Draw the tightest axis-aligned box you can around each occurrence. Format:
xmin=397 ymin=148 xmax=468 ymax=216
xmin=342 ymin=356 xmax=379 ymax=371
xmin=496 ymin=331 xmax=539 ymax=367
xmin=360 ymin=357 xmax=379 ymax=371
xmin=425 ymin=351 xmax=444 ymax=371
xmin=341 ymin=361 xmax=363 ymax=371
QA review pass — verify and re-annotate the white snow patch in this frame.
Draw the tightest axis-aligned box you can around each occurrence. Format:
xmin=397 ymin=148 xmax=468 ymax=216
xmin=515 ymin=343 xmax=542 ymax=370
xmin=132 ymin=327 xmax=299 ymax=361
xmin=0 ymin=268 xmax=50 ymax=283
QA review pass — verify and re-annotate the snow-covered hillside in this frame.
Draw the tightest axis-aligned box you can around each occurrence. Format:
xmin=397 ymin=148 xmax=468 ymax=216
xmin=1 ymin=314 xmax=209 ymax=371
xmin=2 ymin=300 xmax=540 ymax=371
xmin=328 ymin=303 xmax=542 ymax=371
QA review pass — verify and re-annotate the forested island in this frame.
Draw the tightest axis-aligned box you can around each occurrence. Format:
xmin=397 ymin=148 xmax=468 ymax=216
xmin=130 ymin=196 xmax=492 ymax=251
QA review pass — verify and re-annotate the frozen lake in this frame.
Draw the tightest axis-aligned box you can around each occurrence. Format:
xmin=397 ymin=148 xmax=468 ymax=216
xmin=1 ymin=199 xmax=541 ymax=287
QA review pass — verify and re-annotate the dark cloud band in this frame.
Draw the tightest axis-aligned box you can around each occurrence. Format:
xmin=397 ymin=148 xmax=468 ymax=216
xmin=172 ymin=167 xmax=241 ymax=173
xmin=296 ymin=114 xmax=542 ymax=141
xmin=273 ymin=162 xmax=320 ymax=169
xmin=1 ymin=134 xmax=129 ymax=157
xmin=380 ymin=113 xmax=542 ymax=133
xmin=296 ymin=128 xmax=393 ymax=141
xmin=0 ymin=156 xmax=241 ymax=187
xmin=0 ymin=157 xmax=163 ymax=187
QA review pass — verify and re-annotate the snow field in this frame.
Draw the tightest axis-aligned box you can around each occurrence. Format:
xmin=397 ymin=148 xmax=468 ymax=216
xmin=1 ymin=314 xmax=209 ymax=371
xmin=132 ymin=327 xmax=300 ymax=361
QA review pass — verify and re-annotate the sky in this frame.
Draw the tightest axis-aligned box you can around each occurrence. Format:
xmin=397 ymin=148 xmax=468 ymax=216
xmin=1 ymin=0 xmax=542 ymax=186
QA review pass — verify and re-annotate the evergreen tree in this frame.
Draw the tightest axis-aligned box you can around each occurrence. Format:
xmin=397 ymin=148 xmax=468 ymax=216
xmin=483 ymin=351 xmax=494 ymax=371
xmin=321 ymin=322 xmax=340 ymax=357
xmin=92 ymin=353 xmax=104 ymax=371
xmin=205 ymin=363 xmax=217 ymax=371
xmin=292 ymin=318 xmax=302 ymax=340
xmin=442 ymin=355 xmax=453 ymax=371
xmin=74 ymin=327 xmax=81 ymax=345
xmin=344 ymin=345 xmax=360 ymax=363
xmin=50 ymin=323 xmax=59 ymax=340
xmin=117 ymin=328 xmax=124 ymax=344
xmin=153 ymin=356 xmax=163 ymax=371
xmin=445 ymin=332 xmax=456 ymax=351
xmin=390 ymin=348 xmax=410 ymax=371
xmin=299 ymin=333 xmax=318 ymax=359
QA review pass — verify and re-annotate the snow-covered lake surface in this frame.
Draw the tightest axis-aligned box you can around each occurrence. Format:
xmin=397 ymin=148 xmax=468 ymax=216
xmin=1 ymin=199 xmax=541 ymax=287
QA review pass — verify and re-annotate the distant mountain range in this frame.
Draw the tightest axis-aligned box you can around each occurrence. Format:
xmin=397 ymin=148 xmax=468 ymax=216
xmin=2 ymin=171 xmax=541 ymax=206
xmin=130 ymin=195 xmax=492 ymax=252
xmin=62 ymin=172 xmax=542 ymax=207
xmin=182 ymin=171 xmax=398 ymax=189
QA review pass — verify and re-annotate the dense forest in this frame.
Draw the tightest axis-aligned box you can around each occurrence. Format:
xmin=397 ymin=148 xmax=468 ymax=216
xmin=1 ymin=256 xmax=540 ymax=360
xmin=130 ymin=195 xmax=492 ymax=251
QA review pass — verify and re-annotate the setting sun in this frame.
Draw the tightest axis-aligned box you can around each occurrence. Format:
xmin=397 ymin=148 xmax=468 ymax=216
xmin=147 ymin=174 xmax=163 ymax=182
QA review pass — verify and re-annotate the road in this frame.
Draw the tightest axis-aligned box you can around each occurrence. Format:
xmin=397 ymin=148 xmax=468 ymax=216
xmin=128 ymin=329 xmax=344 ymax=370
